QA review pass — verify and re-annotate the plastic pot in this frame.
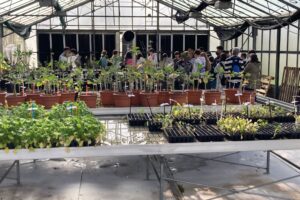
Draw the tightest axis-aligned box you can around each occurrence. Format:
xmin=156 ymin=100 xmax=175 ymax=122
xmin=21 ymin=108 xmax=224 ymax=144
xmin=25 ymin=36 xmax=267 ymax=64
xmin=100 ymin=90 xmax=114 ymax=107
xmin=40 ymin=94 xmax=61 ymax=109
xmin=186 ymin=90 xmax=202 ymax=105
xmin=6 ymin=95 xmax=26 ymax=107
xmin=140 ymin=92 xmax=159 ymax=107
xmin=204 ymin=90 xmax=222 ymax=105
xmin=79 ymin=93 xmax=98 ymax=108
xmin=113 ymin=93 xmax=130 ymax=107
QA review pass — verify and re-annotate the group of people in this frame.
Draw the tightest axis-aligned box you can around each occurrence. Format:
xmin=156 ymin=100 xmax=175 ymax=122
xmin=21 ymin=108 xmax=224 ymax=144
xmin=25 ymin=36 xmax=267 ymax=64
xmin=59 ymin=45 xmax=261 ymax=91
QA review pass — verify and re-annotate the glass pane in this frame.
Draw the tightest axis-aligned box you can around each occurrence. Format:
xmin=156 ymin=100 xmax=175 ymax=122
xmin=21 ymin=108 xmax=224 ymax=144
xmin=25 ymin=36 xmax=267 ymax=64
xmin=78 ymin=34 xmax=90 ymax=65
xmin=173 ymin=34 xmax=183 ymax=54
xmin=160 ymin=35 xmax=171 ymax=56
xmin=185 ymin=35 xmax=195 ymax=50
xmin=38 ymin=33 xmax=50 ymax=65
xmin=51 ymin=34 xmax=64 ymax=61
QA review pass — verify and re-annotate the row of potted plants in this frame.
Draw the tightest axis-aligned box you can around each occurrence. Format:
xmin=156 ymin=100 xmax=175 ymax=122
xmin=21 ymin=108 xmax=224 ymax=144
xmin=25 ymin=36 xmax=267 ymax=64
xmin=0 ymin=101 xmax=106 ymax=150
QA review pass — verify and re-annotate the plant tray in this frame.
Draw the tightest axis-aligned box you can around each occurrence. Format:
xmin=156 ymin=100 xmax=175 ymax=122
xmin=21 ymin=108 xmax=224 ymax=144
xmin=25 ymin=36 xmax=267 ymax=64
xmin=224 ymin=113 xmax=246 ymax=118
xmin=127 ymin=113 xmax=151 ymax=126
xmin=164 ymin=126 xmax=195 ymax=143
xmin=273 ymin=116 xmax=295 ymax=123
xmin=282 ymin=123 xmax=300 ymax=139
xmin=225 ymin=132 xmax=256 ymax=141
xmin=173 ymin=116 xmax=202 ymax=125
xmin=256 ymin=125 xmax=286 ymax=140
xmin=148 ymin=121 xmax=163 ymax=132
xmin=203 ymin=112 xmax=220 ymax=125
xmin=249 ymin=117 xmax=273 ymax=123
xmin=193 ymin=125 xmax=225 ymax=142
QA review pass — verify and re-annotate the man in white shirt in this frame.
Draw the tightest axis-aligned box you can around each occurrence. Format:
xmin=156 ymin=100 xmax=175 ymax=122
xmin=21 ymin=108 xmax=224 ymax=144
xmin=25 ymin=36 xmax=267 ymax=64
xmin=70 ymin=49 xmax=81 ymax=69
xmin=59 ymin=47 xmax=71 ymax=63
xmin=192 ymin=49 xmax=206 ymax=73
xmin=147 ymin=48 xmax=158 ymax=66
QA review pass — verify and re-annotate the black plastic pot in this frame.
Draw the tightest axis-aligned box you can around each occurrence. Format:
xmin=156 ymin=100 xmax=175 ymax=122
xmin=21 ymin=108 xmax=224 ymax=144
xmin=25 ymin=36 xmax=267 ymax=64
xmin=273 ymin=116 xmax=295 ymax=123
xmin=127 ymin=113 xmax=151 ymax=126
xmin=148 ymin=121 xmax=163 ymax=132
xmin=203 ymin=112 xmax=220 ymax=125
xmin=225 ymin=132 xmax=256 ymax=141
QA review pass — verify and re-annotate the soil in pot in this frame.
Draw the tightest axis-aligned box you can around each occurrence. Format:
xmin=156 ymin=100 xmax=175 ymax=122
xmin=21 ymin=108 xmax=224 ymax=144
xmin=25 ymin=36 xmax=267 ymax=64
xmin=40 ymin=94 xmax=61 ymax=109
xmin=204 ymin=90 xmax=221 ymax=105
xmin=224 ymin=89 xmax=239 ymax=104
xmin=80 ymin=93 xmax=98 ymax=108
xmin=187 ymin=90 xmax=202 ymax=105
xmin=113 ymin=93 xmax=130 ymax=107
xmin=0 ymin=92 xmax=6 ymax=106
xmin=60 ymin=92 xmax=76 ymax=104
xmin=100 ymin=90 xmax=114 ymax=107
xmin=169 ymin=91 xmax=188 ymax=105
xmin=157 ymin=91 xmax=170 ymax=104
xmin=6 ymin=95 xmax=26 ymax=107
xmin=140 ymin=92 xmax=159 ymax=107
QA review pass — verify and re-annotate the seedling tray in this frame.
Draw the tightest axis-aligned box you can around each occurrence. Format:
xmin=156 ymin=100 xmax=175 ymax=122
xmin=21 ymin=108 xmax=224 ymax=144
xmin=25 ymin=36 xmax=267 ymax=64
xmin=164 ymin=126 xmax=195 ymax=143
xmin=148 ymin=121 xmax=163 ymax=132
xmin=193 ymin=125 xmax=225 ymax=142
xmin=282 ymin=123 xmax=300 ymax=139
xmin=203 ymin=112 xmax=220 ymax=125
xmin=256 ymin=125 xmax=286 ymax=140
xmin=249 ymin=117 xmax=273 ymax=123
xmin=225 ymin=132 xmax=256 ymax=141
xmin=173 ymin=116 xmax=202 ymax=125
xmin=273 ymin=116 xmax=295 ymax=123
xmin=127 ymin=113 xmax=151 ymax=126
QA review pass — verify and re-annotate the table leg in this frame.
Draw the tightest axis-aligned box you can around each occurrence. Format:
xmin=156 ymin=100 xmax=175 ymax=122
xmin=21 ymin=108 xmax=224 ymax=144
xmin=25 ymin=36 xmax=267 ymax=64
xmin=266 ymin=151 xmax=271 ymax=174
xmin=159 ymin=156 xmax=164 ymax=200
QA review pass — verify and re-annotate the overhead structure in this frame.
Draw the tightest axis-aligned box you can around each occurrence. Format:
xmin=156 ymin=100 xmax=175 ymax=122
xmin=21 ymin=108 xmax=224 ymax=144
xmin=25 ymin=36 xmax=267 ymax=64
xmin=0 ymin=0 xmax=299 ymax=39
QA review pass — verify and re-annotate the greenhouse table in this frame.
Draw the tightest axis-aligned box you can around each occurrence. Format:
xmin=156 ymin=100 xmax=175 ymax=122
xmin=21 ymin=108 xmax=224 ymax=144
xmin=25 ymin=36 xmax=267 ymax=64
xmin=1 ymin=140 xmax=300 ymax=200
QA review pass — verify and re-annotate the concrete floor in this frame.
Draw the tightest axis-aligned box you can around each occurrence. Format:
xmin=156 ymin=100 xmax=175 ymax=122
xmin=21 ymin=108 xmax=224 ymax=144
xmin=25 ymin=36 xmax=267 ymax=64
xmin=0 ymin=151 xmax=300 ymax=200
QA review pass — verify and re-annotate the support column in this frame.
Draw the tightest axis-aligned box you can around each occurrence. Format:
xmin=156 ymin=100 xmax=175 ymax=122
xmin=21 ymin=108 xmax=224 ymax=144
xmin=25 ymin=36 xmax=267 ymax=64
xmin=156 ymin=0 xmax=160 ymax=63
xmin=159 ymin=156 xmax=164 ymax=200
xmin=0 ymin=24 xmax=3 ymax=53
xmin=266 ymin=151 xmax=271 ymax=174
xmin=275 ymin=28 xmax=281 ymax=99
xmin=16 ymin=160 xmax=20 ymax=185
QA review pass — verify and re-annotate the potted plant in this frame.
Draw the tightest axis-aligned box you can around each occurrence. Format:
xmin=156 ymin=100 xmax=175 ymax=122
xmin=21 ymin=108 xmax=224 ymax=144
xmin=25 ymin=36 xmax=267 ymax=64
xmin=38 ymin=68 xmax=61 ymax=109
xmin=98 ymin=68 xmax=114 ymax=107
xmin=186 ymin=63 xmax=204 ymax=105
xmin=168 ymin=69 xmax=187 ymax=105
xmin=113 ymin=68 xmax=131 ymax=107
xmin=0 ymin=52 xmax=9 ymax=106
xmin=25 ymin=67 xmax=44 ymax=103
xmin=157 ymin=66 xmax=172 ymax=104
xmin=140 ymin=65 xmax=159 ymax=107
xmin=203 ymin=71 xmax=220 ymax=105
xmin=126 ymin=66 xmax=141 ymax=106
xmin=77 ymin=68 xmax=98 ymax=108
xmin=5 ymin=50 xmax=31 ymax=107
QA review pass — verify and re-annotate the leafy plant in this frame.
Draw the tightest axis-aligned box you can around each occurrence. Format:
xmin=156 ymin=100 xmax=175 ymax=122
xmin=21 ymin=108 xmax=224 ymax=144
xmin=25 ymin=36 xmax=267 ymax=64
xmin=217 ymin=116 xmax=259 ymax=138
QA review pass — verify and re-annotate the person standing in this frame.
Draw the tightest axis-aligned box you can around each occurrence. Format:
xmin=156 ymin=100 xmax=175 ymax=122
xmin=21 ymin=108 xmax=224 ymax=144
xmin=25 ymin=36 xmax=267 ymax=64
xmin=224 ymin=47 xmax=245 ymax=88
xmin=173 ymin=51 xmax=181 ymax=70
xmin=159 ymin=53 xmax=173 ymax=68
xmin=243 ymin=54 xmax=261 ymax=91
xmin=98 ymin=50 xmax=108 ymax=69
xmin=59 ymin=47 xmax=71 ymax=63
xmin=70 ymin=49 xmax=81 ymax=69
xmin=110 ymin=50 xmax=122 ymax=68
xmin=148 ymin=48 xmax=158 ymax=66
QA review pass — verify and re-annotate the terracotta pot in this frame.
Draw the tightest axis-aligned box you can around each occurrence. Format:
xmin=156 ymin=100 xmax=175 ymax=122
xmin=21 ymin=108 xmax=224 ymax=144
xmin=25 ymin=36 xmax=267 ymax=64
xmin=130 ymin=90 xmax=141 ymax=107
xmin=113 ymin=93 xmax=130 ymax=107
xmin=100 ymin=90 xmax=114 ymax=107
xmin=140 ymin=92 xmax=159 ymax=107
xmin=40 ymin=94 xmax=61 ymax=109
xmin=187 ymin=90 xmax=202 ymax=105
xmin=224 ymin=89 xmax=239 ymax=104
xmin=157 ymin=91 xmax=170 ymax=104
xmin=79 ymin=93 xmax=98 ymax=108
xmin=169 ymin=91 xmax=188 ymax=105
xmin=26 ymin=93 xmax=42 ymax=104
xmin=0 ymin=92 xmax=6 ymax=106
xmin=6 ymin=95 xmax=26 ymax=107
xmin=240 ymin=91 xmax=256 ymax=104
xmin=204 ymin=90 xmax=222 ymax=105
xmin=60 ymin=92 xmax=76 ymax=104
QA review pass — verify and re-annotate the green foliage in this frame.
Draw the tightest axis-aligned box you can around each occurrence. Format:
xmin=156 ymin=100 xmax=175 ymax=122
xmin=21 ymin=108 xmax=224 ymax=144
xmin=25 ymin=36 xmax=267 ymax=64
xmin=0 ymin=101 xmax=105 ymax=150
xmin=217 ymin=116 xmax=259 ymax=135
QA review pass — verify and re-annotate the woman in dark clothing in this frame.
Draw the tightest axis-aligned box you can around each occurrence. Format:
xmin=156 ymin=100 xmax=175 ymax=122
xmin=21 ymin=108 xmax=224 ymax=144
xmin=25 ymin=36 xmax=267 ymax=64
xmin=243 ymin=54 xmax=261 ymax=90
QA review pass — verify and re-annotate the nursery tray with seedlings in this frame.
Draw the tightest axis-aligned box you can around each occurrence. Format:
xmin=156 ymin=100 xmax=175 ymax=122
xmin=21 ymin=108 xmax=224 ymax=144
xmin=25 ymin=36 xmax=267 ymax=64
xmin=148 ymin=120 xmax=163 ymax=132
xmin=256 ymin=123 xmax=286 ymax=140
xmin=283 ymin=123 xmax=300 ymax=139
xmin=172 ymin=116 xmax=202 ymax=125
xmin=0 ymin=102 xmax=106 ymax=150
xmin=171 ymin=106 xmax=203 ymax=125
xmin=272 ymin=107 xmax=295 ymax=123
xmin=203 ymin=112 xmax=221 ymax=125
xmin=217 ymin=116 xmax=258 ymax=141
xmin=127 ymin=113 xmax=152 ymax=126
xmin=164 ymin=125 xmax=195 ymax=143
xmin=193 ymin=125 xmax=225 ymax=142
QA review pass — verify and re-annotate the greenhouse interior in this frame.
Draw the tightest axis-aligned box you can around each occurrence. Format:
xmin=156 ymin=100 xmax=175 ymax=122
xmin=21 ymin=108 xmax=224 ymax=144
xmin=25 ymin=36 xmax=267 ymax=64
xmin=1 ymin=0 xmax=300 ymax=199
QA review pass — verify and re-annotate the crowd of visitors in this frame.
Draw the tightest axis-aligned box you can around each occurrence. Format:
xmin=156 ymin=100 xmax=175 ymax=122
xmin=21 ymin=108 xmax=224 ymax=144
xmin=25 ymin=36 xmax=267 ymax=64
xmin=59 ymin=45 xmax=261 ymax=91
